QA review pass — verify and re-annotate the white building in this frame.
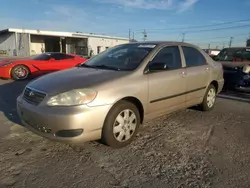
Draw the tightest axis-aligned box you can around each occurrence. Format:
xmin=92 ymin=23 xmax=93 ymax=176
xmin=0 ymin=28 xmax=129 ymax=57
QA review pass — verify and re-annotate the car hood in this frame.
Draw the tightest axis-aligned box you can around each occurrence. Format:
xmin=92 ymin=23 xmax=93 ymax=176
xmin=0 ymin=59 xmax=31 ymax=66
xmin=28 ymin=67 xmax=130 ymax=95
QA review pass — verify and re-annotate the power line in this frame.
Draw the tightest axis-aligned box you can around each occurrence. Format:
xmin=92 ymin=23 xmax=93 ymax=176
xmin=185 ymin=33 xmax=248 ymax=41
xmin=186 ymin=24 xmax=250 ymax=34
xmin=187 ymin=38 xmax=247 ymax=44
xmin=135 ymin=18 xmax=250 ymax=32
xmin=194 ymin=39 xmax=246 ymax=45
xmin=146 ymin=24 xmax=250 ymax=35
xmin=175 ymin=33 xmax=182 ymax=41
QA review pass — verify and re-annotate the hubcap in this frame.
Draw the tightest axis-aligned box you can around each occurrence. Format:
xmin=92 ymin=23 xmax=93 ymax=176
xmin=113 ymin=109 xmax=137 ymax=142
xmin=15 ymin=67 xmax=27 ymax=79
xmin=207 ymin=88 xmax=216 ymax=108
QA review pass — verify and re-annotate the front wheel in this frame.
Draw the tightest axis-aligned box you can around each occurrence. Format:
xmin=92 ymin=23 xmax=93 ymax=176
xmin=101 ymin=101 xmax=141 ymax=148
xmin=11 ymin=65 xmax=30 ymax=80
xmin=199 ymin=85 xmax=217 ymax=111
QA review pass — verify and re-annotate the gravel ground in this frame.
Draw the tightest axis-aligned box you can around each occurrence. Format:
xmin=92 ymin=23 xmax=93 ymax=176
xmin=0 ymin=79 xmax=250 ymax=188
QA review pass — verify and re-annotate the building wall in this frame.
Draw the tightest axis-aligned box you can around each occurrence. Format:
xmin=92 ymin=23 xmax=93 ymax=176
xmin=30 ymin=35 xmax=45 ymax=55
xmin=88 ymin=37 xmax=129 ymax=55
xmin=0 ymin=32 xmax=17 ymax=56
xmin=16 ymin=33 xmax=30 ymax=56
xmin=66 ymin=37 xmax=88 ymax=55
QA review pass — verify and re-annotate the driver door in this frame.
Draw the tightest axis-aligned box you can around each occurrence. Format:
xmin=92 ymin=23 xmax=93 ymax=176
xmin=146 ymin=46 xmax=187 ymax=119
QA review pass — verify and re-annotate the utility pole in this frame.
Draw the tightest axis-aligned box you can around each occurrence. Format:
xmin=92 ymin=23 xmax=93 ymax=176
xmin=132 ymin=32 xmax=135 ymax=40
xmin=182 ymin=32 xmax=186 ymax=42
xmin=129 ymin=29 xmax=131 ymax=41
xmin=208 ymin=44 xmax=210 ymax=50
xmin=143 ymin=29 xmax=147 ymax=41
xmin=229 ymin=37 xmax=233 ymax=48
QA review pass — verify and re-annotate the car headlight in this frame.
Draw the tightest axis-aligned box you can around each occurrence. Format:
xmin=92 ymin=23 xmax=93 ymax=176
xmin=243 ymin=65 xmax=250 ymax=74
xmin=47 ymin=89 xmax=97 ymax=106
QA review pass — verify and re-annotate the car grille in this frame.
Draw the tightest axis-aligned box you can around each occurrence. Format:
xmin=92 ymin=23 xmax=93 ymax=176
xmin=23 ymin=87 xmax=47 ymax=105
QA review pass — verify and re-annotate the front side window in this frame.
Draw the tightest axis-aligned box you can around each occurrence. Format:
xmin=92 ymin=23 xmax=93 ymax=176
xmin=80 ymin=43 xmax=155 ymax=71
xmin=149 ymin=46 xmax=182 ymax=70
xmin=32 ymin=53 xmax=51 ymax=60
xmin=65 ymin=54 xmax=75 ymax=59
xmin=182 ymin=46 xmax=206 ymax=67
xmin=50 ymin=53 xmax=68 ymax=60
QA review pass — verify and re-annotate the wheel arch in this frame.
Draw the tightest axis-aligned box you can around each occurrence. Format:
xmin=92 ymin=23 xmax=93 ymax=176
xmin=10 ymin=64 xmax=31 ymax=79
xmin=210 ymin=80 xmax=219 ymax=93
xmin=109 ymin=96 xmax=145 ymax=124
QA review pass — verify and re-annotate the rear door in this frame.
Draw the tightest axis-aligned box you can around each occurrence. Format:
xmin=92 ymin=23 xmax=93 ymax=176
xmin=147 ymin=45 xmax=187 ymax=118
xmin=180 ymin=45 xmax=211 ymax=106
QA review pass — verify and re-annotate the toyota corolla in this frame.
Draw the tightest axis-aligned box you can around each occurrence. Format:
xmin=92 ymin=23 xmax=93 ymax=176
xmin=17 ymin=42 xmax=224 ymax=148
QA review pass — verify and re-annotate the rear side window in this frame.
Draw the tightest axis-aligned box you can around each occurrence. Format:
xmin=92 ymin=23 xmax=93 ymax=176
xmin=182 ymin=46 xmax=206 ymax=67
xmin=151 ymin=46 xmax=182 ymax=70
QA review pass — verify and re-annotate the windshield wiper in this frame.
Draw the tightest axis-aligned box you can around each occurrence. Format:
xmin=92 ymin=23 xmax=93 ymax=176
xmin=79 ymin=64 xmax=121 ymax=71
xmin=90 ymin=65 xmax=121 ymax=71
xmin=78 ymin=64 xmax=94 ymax=68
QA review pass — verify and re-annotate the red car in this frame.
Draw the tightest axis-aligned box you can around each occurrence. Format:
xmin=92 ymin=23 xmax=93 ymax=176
xmin=0 ymin=52 xmax=87 ymax=80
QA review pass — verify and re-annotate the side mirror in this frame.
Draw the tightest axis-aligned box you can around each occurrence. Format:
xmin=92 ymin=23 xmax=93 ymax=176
xmin=148 ymin=62 xmax=168 ymax=71
xmin=49 ymin=58 xmax=55 ymax=61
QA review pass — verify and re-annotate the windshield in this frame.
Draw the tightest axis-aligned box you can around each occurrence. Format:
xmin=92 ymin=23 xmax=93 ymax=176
xmin=215 ymin=48 xmax=244 ymax=61
xmin=32 ymin=53 xmax=52 ymax=60
xmin=80 ymin=44 xmax=156 ymax=71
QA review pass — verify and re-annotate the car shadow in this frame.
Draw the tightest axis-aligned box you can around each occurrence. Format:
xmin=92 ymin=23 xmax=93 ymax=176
xmin=0 ymin=79 xmax=31 ymax=125
xmin=218 ymin=91 xmax=250 ymax=103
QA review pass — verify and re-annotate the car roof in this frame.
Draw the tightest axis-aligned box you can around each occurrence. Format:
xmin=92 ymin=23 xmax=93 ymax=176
xmin=43 ymin=52 xmax=76 ymax=56
xmin=223 ymin=47 xmax=250 ymax=50
xmin=128 ymin=41 xmax=198 ymax=47
xmin=43 ymin=52 xmax=64 ymax=55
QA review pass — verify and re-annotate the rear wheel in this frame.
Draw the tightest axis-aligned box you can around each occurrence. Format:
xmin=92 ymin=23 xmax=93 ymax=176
xmin=11 ymin=65 xmax=30 ymax=80
xmin=101 ymin=101 xmax=141 ymax=148
xmin=199 ymin=84 xmax=216 ymax=111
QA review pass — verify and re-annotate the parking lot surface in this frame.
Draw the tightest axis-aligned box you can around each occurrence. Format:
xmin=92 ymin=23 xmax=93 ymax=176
xmin=0 ymin=79 xmax=250 ymax=188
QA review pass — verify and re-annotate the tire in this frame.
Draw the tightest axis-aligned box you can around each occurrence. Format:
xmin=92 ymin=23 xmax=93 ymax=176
xmin=11 ymin=65 xmax=30 ymax=80
xmin=101 ymin=101 xmax=141 ymax=148
xmin=200 ymin=84 xmax=217 ymax=111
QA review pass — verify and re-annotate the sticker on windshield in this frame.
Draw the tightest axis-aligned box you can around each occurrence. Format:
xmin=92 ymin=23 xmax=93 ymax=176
xmin=138 ymin=44 xmax=156 ymax=48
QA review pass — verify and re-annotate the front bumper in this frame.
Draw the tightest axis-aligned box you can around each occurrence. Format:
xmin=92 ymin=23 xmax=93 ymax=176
xmin=17 ymin=95 xmax=112 ymax=144
xmin=0 ymin=66 xmax=11 ymax=79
